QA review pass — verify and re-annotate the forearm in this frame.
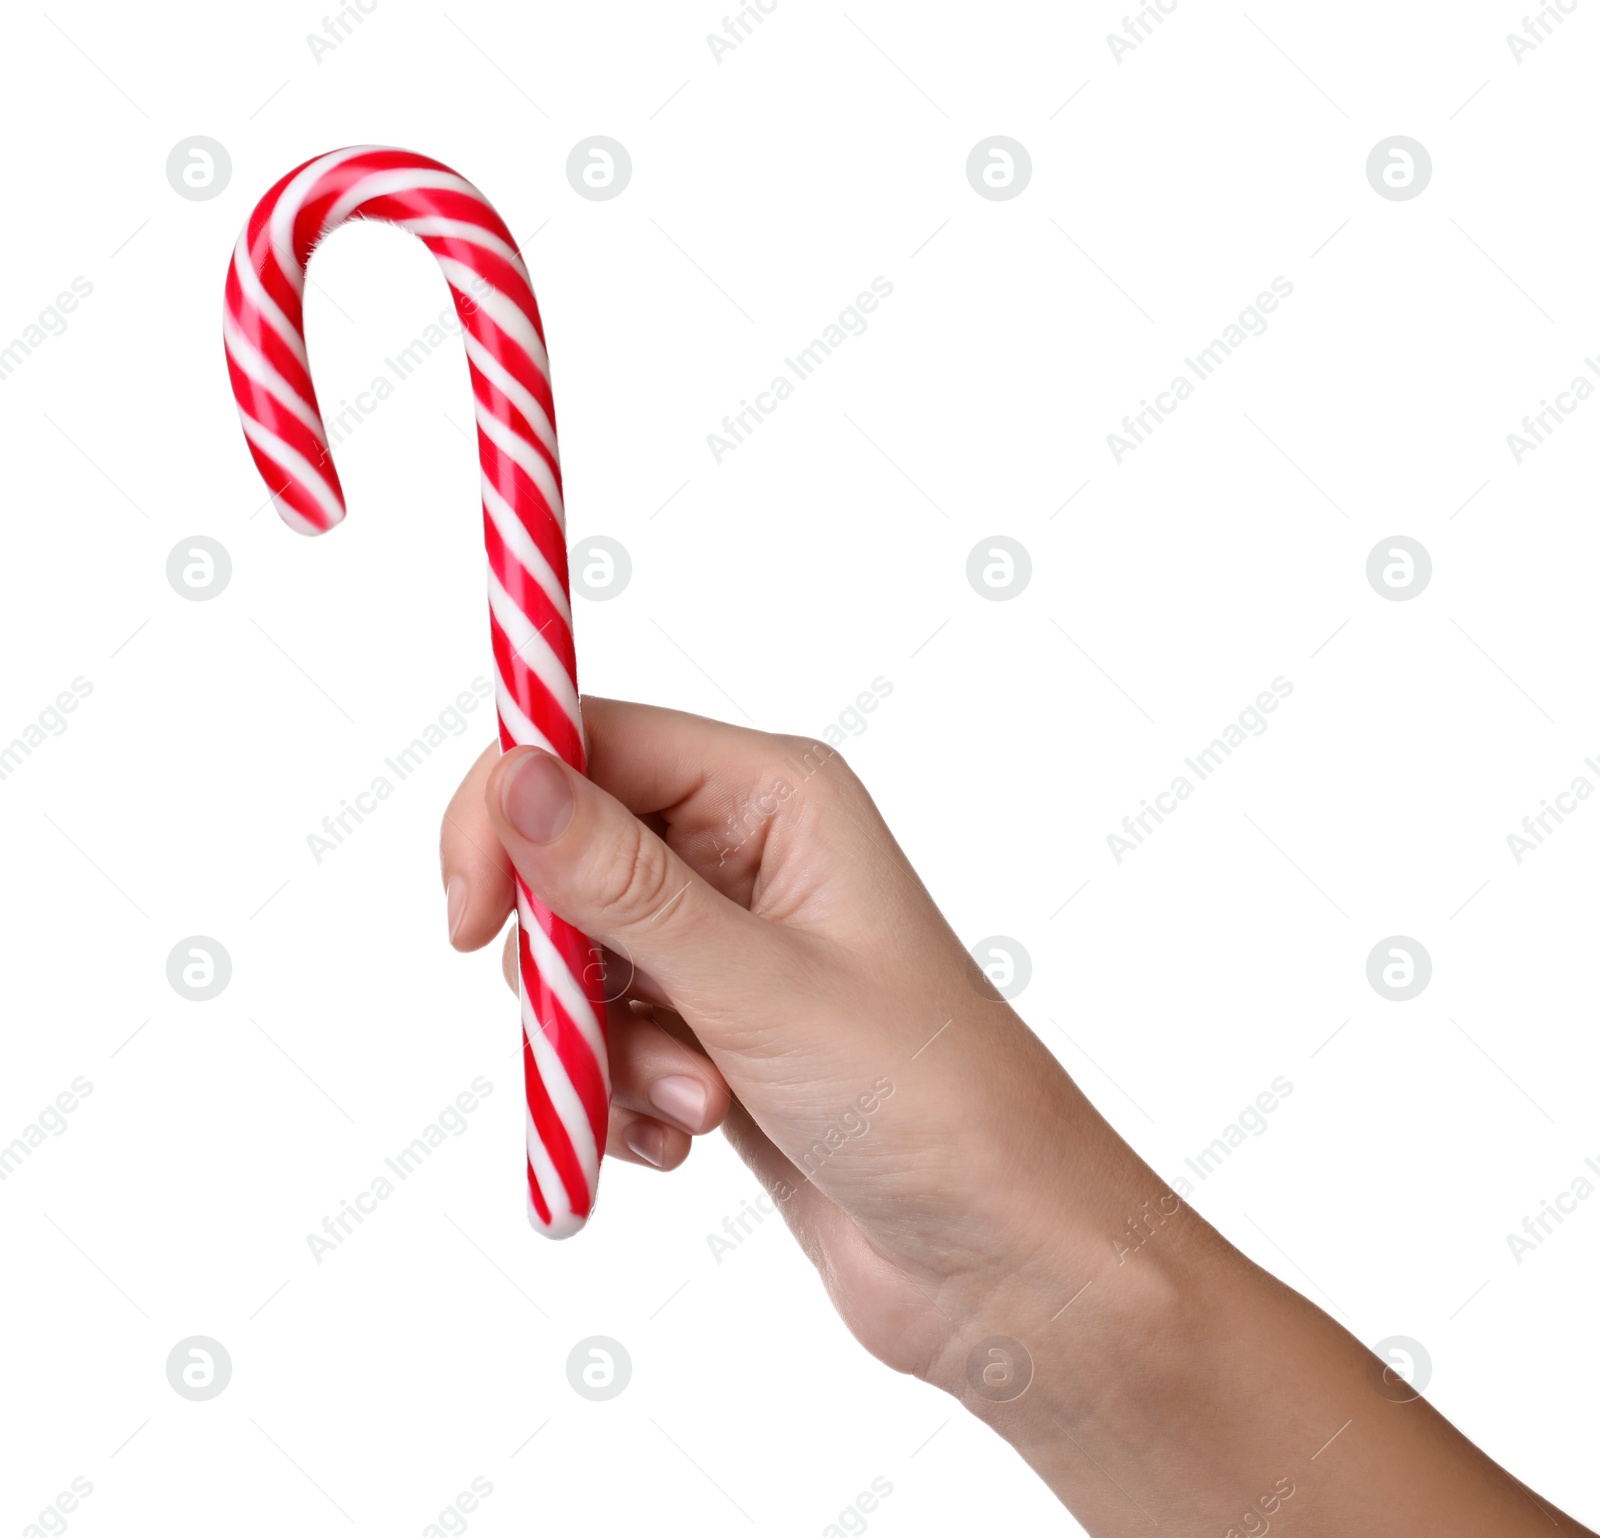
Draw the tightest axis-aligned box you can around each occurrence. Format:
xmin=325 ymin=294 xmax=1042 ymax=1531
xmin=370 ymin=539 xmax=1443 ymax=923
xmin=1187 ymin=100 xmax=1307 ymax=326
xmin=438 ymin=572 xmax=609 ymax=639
xmin=924 ymin=1085 xmax=1590 ymax=1536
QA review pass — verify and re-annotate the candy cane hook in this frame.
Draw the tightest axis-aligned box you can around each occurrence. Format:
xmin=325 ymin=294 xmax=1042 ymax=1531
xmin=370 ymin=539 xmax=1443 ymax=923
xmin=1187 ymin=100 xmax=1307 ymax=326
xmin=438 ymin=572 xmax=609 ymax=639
xmin=223 ymin=146 xmax=608 ymax=1238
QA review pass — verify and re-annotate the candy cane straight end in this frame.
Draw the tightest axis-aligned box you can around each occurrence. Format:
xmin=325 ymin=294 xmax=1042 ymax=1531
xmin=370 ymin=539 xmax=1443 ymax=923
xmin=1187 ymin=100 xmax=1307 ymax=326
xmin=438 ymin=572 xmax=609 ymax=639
xmin=529 ymin=1192 xmax=589 ymax=1242
xmin=225 ymin=145 xmax=609 ymax=1238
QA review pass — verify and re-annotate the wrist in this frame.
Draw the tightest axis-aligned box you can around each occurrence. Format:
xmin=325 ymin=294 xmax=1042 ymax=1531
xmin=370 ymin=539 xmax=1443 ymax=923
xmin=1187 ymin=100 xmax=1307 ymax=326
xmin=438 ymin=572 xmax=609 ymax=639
xmin=923 ymin=1172 xmax=1223 ymax=1414
xmin=913 ymin=1068 xmax=1242 ymax=1443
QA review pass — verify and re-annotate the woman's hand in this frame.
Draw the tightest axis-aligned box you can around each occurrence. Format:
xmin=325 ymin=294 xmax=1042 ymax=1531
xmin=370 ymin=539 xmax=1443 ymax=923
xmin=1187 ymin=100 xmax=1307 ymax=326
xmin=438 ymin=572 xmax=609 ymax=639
xmin=439 ymin=696 xmax=1137 ymax=1386
xmin=440 ymin=697 xmax=1593 ymax=1537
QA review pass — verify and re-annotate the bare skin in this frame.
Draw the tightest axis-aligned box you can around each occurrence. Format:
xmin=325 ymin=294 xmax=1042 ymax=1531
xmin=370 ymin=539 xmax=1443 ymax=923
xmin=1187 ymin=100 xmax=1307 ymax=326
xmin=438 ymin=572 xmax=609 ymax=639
xmin=440 ymin=697 xmax=1592 ymax=1536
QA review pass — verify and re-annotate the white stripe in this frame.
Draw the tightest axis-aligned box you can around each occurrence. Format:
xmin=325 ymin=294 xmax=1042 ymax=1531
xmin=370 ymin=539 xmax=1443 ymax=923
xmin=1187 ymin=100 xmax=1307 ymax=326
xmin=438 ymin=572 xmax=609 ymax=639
xmin=521 ymin=960 xmax=601 ymax=1190
xmin=267 ymin=145 xmax=380 ymax=300
xmin=236 ymin=412 xmax=344 ymax=532
xmin=476 ymin=404 xmax=565 ymax=528
xmin=524 ymin=1104 xmax=575 ymax=1234
xmin=463 ymin=328 xmax=559 ymax=465
xmin=493 ymin=675 xmax=558 ymax=755
xmin=527 ymin=1190 xmax=586 ymax=1240
xmin=231 ymin=230 xmax=311 ymax=378
xmin=487 ymin=568 xmax=581 ymax=728
xmin=523 ymin=1020 xmax=599 ymax=1194
xmin=324 ymin=167 xmax=486 ymax=230
xmin=395 ymin=215 xmax=522 ymax=267
xmin=438 ymin=258 xmax=550 ymax=376
xmin=521 ymin=911 xmax=608 ymax=1071
xmin=223 ymin=313 xmax=327 ymax=445
xmin=481 ymin=475 xmax=572 ymax=631
xmin=245 ymin=149 xmax=414 ymax=371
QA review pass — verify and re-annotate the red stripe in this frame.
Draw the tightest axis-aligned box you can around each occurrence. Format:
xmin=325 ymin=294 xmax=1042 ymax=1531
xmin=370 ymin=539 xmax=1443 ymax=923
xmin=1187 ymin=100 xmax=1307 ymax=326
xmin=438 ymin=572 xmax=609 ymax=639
xmin=477 ymin=434 xmax=568 ymax=583
xmin=481 ymin=512 xmax=577 ymax=678
xmin=526 ymin=1157 xmax=553 ymax=1228
xmin=227 ymin=147 xmax=604 ymax=1228
xmin=524 ymin=901 xmax=609 ymax=1030
xmin=534 ymin=979 xmax=609 ymax=1153
xmin=426 ymin=239 xmax=544 ymax=327
xmin=521 ymin=916 xmax=610 ymax=1154
xmin=486 ymin=596 xmax=577 ymax=731
xmin=240 ymin=439 xmax=338 ymax=532
xmin=487 ymin=610 xmax=583 ymax=765
xmin=225 ymin=258 xmax=321 ymax=420
xmin=462 ymin=307 xmax=558 ymax=450
xmin=522 ymin=999 xmax=592 ymax=1216
xmin=469 ymin=362 xmax=562 ymax=514
xmin=253 ymin=244 xmax=308 ymax=347
xmin=228 ymin=370 xmax=339 ymax=500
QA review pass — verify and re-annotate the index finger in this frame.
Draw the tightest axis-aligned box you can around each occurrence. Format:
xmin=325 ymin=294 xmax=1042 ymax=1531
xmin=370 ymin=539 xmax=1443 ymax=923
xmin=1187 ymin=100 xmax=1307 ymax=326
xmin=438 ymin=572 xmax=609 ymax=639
xmin=583 ymin=697 xmax=847 ymax=899
xmin=582 ymin=696 xmax=786 ymax=816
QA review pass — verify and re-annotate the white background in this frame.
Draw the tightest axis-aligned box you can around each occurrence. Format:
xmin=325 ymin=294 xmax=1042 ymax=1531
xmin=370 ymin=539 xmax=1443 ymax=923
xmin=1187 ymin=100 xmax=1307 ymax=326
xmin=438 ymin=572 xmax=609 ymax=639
xmin=2 ymin=1 xmax=1598 ymax=1532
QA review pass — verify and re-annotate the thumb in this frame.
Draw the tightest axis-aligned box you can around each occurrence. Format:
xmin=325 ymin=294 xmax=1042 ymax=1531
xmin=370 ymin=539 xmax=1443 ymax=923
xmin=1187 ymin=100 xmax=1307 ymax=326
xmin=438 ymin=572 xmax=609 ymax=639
xmin=484 ymin=745 xmax=789 ymax=1014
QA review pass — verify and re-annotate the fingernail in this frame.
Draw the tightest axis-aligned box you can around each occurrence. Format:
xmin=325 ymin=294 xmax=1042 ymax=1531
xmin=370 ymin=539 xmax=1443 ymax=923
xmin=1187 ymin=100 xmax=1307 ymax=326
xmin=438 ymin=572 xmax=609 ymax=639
xmin=446 ymin=875 xmax=468 ymax=943
xmin=649 ymin=1075 xmax=708 ymax=1133
xmin=624 ymin=1121 xmax=666 ymax=1167
xmin=502 ymin=750 xmax=574 ymax=844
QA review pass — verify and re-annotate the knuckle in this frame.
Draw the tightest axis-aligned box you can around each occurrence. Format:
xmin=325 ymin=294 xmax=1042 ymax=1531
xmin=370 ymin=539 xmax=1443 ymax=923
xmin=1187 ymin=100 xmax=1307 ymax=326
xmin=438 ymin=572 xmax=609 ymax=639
xmin=589 ymin=817 xmax=678 ymax=928
xmin=776 ymin=733 xmax=847 ymax=781
xmin=775 ymin=733 xmax=860 ymax=802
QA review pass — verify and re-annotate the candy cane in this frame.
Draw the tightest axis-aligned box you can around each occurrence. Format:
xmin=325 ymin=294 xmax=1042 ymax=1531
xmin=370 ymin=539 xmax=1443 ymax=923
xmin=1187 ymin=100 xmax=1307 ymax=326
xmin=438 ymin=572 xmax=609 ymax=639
xmin=223 ymin=146 xmax=607 ymax=1239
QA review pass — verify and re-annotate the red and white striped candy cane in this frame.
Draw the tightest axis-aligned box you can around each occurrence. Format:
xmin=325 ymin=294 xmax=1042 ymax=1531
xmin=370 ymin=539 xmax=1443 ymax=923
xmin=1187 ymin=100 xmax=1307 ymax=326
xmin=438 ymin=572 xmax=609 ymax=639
xmin=223 ymin=146 xmax=608 ymax=1238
